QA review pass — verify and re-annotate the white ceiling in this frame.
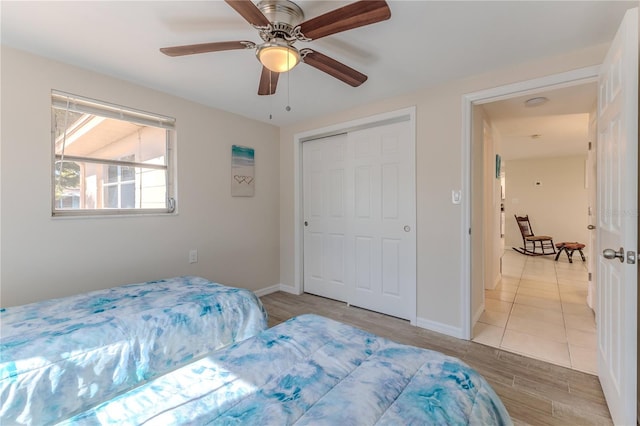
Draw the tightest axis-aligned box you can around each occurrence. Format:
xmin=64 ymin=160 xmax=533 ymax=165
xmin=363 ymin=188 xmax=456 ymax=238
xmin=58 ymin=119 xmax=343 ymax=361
xmin=483 ymin=82 xmax=598 ymax=161
xmin=0 ymin=0 xmax=635 ymax=132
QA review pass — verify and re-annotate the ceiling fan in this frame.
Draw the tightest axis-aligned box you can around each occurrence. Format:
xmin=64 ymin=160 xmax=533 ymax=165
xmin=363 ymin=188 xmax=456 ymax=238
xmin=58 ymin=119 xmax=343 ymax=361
xmin=160 ymin=0 xmax=391 ymax=96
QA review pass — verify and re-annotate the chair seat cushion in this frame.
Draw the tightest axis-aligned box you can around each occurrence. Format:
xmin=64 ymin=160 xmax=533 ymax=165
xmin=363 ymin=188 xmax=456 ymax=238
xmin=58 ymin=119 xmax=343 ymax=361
xmin=556 ymin=242 xmax=585 ymax=249
xmin=525 ymin=236 xmax=553 ymax=241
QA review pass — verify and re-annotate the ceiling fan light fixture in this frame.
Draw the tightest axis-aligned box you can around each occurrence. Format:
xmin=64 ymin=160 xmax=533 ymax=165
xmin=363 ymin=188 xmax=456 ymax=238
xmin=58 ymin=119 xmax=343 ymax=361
xmin=257 ymin=41 xmax=300 ymax=72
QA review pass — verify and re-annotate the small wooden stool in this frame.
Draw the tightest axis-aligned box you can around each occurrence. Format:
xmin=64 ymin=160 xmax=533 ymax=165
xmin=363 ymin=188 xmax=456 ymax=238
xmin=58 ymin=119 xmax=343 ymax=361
xmin=555 ymin=242 xmax=586 ymax=263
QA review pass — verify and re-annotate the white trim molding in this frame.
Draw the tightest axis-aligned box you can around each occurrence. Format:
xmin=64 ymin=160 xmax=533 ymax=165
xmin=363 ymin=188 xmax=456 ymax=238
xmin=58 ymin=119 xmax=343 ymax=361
xmin=416 ymin=316 xmax=466 ymax=340
xmin=253 ymin=285 xmax=281 ymax=298
xmin=253 ymin=283 xmax=300 ymax=298
xmin=472 ymin=301 xmax=485 ymax=327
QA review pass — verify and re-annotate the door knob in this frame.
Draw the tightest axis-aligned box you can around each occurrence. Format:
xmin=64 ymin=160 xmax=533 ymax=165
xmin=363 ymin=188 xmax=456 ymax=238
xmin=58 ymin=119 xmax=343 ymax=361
xmin=587 ymin=224 xmax=596 ymax=230
xmin=603 ymin=247 xmax=624 ymax=263
xmin=304 ymin=221 xmax=308 ymax=227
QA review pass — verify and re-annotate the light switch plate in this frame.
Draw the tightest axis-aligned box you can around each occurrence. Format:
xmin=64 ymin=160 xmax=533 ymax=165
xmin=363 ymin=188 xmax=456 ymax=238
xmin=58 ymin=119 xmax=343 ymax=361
xmin=451 ymin=190 xmax=462 ymax=204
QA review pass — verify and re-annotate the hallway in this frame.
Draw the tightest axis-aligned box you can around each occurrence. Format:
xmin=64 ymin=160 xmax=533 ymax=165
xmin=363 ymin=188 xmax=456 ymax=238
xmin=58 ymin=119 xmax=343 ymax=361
xmin=472 ymin=249 xmax=596 ymax=374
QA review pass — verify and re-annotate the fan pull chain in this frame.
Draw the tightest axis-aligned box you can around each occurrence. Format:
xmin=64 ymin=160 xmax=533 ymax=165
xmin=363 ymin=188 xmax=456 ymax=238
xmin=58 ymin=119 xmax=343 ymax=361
xmin=285 ymin=54 xmax=291 ymax=112
xmin=269 ymin=69 xmax=273 ymax=120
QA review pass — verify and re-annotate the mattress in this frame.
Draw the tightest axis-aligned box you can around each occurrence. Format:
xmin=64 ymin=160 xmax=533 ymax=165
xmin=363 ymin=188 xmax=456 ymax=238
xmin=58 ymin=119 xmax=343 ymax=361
xmin=0 ymin=276 xmax=267 ymax=425
xmin=62 ymin=314 xmax=512 ymax=425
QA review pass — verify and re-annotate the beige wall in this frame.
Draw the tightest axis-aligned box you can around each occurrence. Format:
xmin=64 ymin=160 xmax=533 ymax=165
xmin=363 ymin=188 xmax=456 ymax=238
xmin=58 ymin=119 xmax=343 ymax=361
xmin=470 ymin=105 xmax=503 ymax=327
xmin=487 ymin=122 xmax=503 ymax=292
xmin=280 ymin=44 xmax=607 ymax=334
xmin=1 ymin=46 xmax=281 ymax=307
xmin=504 ymin=156 xmax=589 ymax=257
xmin=0 ymin=41 xmax=606 ymax=330
xmin=470 ymin=105 xmax=485 ymax=322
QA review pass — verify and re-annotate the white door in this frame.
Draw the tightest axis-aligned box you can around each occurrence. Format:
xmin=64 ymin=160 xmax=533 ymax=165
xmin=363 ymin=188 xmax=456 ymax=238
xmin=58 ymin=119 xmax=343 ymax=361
xmin=349 ymin=123 xmax=416 ymax=319
xmin=302 ymin=134 xmax=351 ymax=302
xmin=302 ymin=120 xmax=416 ymax=321
xmin=596 ymin=7 xmax=638 ymax=425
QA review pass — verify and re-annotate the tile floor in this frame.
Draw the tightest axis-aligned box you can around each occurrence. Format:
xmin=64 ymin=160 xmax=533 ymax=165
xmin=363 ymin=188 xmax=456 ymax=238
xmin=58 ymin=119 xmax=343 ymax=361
xmin=472 ymin=249 xmax=597 ymax=374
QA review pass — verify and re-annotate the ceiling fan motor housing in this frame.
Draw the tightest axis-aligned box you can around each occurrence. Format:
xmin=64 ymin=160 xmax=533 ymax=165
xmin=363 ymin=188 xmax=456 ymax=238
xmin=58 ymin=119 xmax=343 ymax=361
xmin=257 ymin=0 xmax=305 ymax=42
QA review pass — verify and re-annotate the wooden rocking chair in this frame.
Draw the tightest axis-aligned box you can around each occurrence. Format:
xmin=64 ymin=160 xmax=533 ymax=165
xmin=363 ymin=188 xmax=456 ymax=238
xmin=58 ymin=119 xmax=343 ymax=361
xmin=513 ymin=215 xmax=556 ymax=256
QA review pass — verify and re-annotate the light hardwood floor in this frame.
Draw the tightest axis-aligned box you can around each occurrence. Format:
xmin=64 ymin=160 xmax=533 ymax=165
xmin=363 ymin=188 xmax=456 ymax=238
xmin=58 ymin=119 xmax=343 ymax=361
xmin=260 ymin=291 xmax=612 ymax=425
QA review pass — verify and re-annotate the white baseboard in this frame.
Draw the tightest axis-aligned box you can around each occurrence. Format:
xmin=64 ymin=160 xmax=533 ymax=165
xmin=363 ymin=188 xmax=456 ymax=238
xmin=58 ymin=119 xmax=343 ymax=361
xmin=253 ymin=284 xmax=281 ymax=297
xmin=494 ymin=272 xmax=502 ymax=289
xmin=277 ymin=283 xmax=299 ymax=295
xmin=253 ymin=283 xmax=300 ymax=297
xmin=485 ymin=273 xmax=501 ymax=291
xmin=416 ymin=317 xmax=465 ymax=340
xmin=472 ymin=301 xmax=485 ymax=326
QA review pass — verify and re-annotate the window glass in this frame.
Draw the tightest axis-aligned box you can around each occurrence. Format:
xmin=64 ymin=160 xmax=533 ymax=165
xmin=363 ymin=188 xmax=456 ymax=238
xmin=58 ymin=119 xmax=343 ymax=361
xmin=51 ymin=91 xmax=176 ymax=216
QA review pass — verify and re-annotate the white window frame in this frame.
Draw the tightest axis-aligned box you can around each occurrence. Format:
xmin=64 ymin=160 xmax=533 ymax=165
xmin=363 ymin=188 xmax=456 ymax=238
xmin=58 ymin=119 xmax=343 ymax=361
xmin=51 ymin=90 xmax=177 ymax=217
xmin=103 ymin=154 xmax=136 ymax=209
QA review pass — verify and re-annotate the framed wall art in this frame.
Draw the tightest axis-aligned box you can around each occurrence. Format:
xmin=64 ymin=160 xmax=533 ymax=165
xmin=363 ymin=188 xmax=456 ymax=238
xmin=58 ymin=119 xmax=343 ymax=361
xmin=231 ymin=145 xmax=255 ymax=197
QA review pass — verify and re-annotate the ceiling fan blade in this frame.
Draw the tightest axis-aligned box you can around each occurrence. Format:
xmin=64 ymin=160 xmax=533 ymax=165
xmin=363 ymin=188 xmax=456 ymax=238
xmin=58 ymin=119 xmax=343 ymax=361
xmin=296 ymin=0 xmax=390 ymax=40
xmin=224 ymin=0 xmax=271 ymax=27
xmin=258 ymin=66 xmax=280 ymax=95
xmin=302 ymin=50 xmax=367 ymax=87
xmin=160 ymin=41 xmax=253 ymax=57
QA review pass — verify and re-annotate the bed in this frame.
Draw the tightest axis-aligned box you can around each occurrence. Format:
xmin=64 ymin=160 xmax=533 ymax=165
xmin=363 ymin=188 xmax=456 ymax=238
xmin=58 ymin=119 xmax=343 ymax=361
xmin=61 ymin=314 xmax=512 ymax=425
xmin=0 ymin=276 xmax=268 ymax=425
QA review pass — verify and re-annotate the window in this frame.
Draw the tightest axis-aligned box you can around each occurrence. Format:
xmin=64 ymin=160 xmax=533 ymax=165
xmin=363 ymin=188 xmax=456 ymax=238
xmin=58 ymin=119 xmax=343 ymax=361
xmin=51 ymin=91 xmax=176 ymax=216
xmin=104 ymin=155 xmax=136 ymax=208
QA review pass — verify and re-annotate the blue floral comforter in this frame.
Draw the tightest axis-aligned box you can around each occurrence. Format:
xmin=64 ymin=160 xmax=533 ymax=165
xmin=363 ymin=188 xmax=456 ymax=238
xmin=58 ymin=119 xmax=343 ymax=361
xmin=0 ymin=276 xmax=267 ymax=425
xmin=62 ymin=314 xmax=512 ymax=425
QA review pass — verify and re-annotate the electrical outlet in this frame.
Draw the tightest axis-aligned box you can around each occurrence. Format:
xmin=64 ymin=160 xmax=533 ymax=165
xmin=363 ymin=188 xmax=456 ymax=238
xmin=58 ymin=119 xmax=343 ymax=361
xmin=188 ymin=249 xmax=198 ymax=264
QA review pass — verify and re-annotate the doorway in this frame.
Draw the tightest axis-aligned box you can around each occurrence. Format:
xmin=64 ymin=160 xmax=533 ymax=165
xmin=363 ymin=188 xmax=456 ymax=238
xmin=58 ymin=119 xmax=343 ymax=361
xmin=476 ymin=84 xmax=597 ymax=373
xmin=463 ymin=68 xmax=600 ymax=374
